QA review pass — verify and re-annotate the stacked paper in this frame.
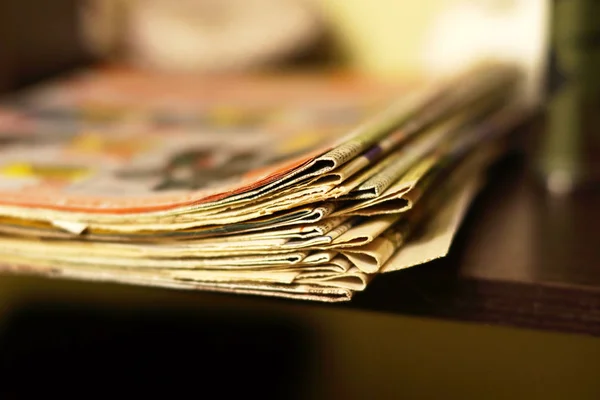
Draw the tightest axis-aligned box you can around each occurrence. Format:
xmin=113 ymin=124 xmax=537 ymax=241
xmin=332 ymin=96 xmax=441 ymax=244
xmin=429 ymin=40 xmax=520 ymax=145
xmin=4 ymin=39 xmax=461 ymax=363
xmin=0 ymin=64 xmax=525 ymax=301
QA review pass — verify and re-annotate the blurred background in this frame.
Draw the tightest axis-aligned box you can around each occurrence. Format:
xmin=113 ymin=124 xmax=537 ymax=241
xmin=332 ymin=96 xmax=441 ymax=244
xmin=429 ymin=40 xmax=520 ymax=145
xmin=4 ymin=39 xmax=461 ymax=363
xmin=0 ymin=0 xmax=549 ymax=100
xmin=1 ymin=1 xmax=600 ymax=398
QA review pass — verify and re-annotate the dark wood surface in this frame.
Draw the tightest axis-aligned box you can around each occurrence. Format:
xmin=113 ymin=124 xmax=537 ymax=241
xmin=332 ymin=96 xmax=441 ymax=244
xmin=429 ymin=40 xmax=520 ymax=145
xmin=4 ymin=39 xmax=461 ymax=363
xmin=347 ymin=142 xmax=600 ymax=335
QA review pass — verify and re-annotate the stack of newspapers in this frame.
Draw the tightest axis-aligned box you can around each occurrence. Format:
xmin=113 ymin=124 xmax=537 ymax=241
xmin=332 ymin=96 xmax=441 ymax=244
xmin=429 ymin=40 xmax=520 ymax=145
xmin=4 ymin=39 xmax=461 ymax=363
xmin=0 ymin=63 xmax=525 ymax=301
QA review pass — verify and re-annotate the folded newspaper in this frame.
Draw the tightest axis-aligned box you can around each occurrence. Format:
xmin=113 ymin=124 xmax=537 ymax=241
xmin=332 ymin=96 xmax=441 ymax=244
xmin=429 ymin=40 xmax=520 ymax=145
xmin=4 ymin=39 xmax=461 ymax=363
xmin=0 ymin=63 xmax=526 ymax=301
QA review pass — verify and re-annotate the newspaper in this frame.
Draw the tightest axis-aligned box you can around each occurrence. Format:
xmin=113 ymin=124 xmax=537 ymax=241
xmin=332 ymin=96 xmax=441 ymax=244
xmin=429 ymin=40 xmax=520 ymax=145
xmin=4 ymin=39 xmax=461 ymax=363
xmin=0 ymin=166 xmax=482 ymax=302
xmin=0 ymin=63 xmax=525 ymax=301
